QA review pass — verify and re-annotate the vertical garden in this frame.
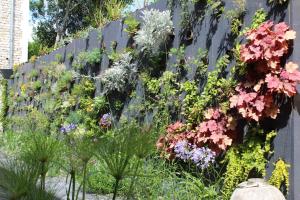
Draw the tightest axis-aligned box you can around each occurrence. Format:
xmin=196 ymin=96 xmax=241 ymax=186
xmin=0 ymin=0 xmax=300 ymax=199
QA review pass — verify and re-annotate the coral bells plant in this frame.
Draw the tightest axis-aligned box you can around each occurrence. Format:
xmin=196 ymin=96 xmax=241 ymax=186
xmin=230 ymin=21 xmax=300 ymax=121
xmin=188 ymin=108 xmax=237 ymax=153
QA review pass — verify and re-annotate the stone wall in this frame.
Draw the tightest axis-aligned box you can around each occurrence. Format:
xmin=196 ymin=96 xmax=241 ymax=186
xmin=0 ymin=0 xmax=29 ymax=69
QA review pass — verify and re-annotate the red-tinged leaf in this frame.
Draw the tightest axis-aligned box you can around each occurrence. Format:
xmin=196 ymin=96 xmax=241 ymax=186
xmin=274 ymin=22 xmax=289 ymax=34
xmin=249 ymin=45 xmax=262 ymax=60
xmin=254 ymin=80 xmax=264 ymax=92
xmin=265 ymin=105 xmax=279 ymax=119
xmin=268 ymin=60 xmax=280 ymax=70
xmin=212 ymin=109 xmax=221 ymax=120
xmin=285 ymin=62 xmax=299 ymax=73
xmin=239 ymin=107 xmax=248 ymax=118
xmin=288 ymin=70 xmax=300 ymax=82
xmin=229 ymin=95 xmax=239 ymax=108
xmin=243 ymin=93 xmax=257 ymax=103
xmin=283 ymin=82 xmax=297 ymax=97
xmin=199 ymin=122 xmax=208 ymax=133
xmin=210 ymin=133 xmax=223 ymax=143
xmin=254 ymin=99 xmax=265 ymax=112
xmin=285 ymin=30 xmax=296 ymax=40
xmin=266 ymin=74 xmax=281 ymax=89
xmin=207 ymin=120 xmax=218 ymax=132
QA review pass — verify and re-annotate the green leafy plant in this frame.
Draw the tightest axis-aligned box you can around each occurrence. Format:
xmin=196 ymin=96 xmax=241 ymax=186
xmin=32 ymin=80 xmax=42 ymax=92
xmin=28 ymin=69 xmax=39 ymax=80
xmin=56 ymin=71 xmax=74 ymax=93
xmin=105 ymin=0 xmax=125 ymax=21
xmin=95 ymin=124 xmax=153 ymax=200
xmin=55 ymin=53 xmax=64 ymax=63
xmin=269 ymin=159 xmax=290 ymax=193
xmin=225 ymin=0 xmax=246 ymax=35
xmin=124 ymin=15 xmax=140 ymax=36
xmin=241 ymin=8 xmax=267 ymax=35
xmin=73 ymin=48 xmax=102 ymax=70
xmin=222 ymin=129 xmax=277 ymax=199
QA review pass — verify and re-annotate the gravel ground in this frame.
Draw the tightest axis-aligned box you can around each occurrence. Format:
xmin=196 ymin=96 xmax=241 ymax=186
xmin=46 ymin=177 xmax=115 ymax=200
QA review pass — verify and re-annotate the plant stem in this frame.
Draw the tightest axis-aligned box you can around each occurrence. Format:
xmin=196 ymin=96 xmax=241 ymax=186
xmin=82 ymin=162 xmax=87 ymax=200
xmin=126 ymin=160 xmax=141 ymax=200
xmin=67 ymin=174 xmax=72 ymax=200
xmin=71 ymin=170 xmax=76 ymax=200
xmin=41 ymin=162 xmax=46 ymax=190
xmin=112 ymin=178 xmax=120 ymax=200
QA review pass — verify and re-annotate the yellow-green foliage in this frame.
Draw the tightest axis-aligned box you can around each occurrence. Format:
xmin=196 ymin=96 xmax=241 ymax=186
xmin=221 ymin=128 xmax=276 ymax=200
xmin=269 ymin=159 xmax=290 ymax=191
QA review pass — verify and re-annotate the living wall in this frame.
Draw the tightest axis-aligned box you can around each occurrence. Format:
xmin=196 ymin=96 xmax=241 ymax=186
xmin=0 ymin=0 xmax=299 ymax=199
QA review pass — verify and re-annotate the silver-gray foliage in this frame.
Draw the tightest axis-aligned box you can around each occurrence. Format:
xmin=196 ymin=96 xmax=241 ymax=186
xmin=100 ymin=52 xmax=136 ymax=93
xmin=134 ymin=9 xmax=173 ymax=54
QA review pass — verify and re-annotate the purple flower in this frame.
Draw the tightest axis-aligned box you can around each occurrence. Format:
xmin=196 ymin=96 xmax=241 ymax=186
xmin=100 ymin=113 xmax=112 ymax=128
xmin=174 ymin=141 xmax=216 ymax=169
xmin=190 ymin=147 xmax=216 ymax=169
xmin=60 ymin=123 xmax=77 ymax=134
xmin=174 ymin=140 xmax=191 ymax=162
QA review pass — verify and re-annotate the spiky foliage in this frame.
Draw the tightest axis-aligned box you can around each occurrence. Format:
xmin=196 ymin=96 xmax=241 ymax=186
xmin=95 ymin=123 xmax=153 ymax=200
xmin=20 ymin=132 xmax=61 ymax=190
xmin=0 ymin=158 xmax=57 ymax=200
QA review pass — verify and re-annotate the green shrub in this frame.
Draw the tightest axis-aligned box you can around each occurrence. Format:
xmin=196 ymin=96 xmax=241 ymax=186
xmin=72 ymin=48 xmax=102 ymax=70
xmin=28 ymin=69 xmax=39 ymax=80
xmin=32 ymin=80 xmax=42 ymax=92
xmin=56 ymin=71 xmax=74 ymax=93
xmin=124 ymin=15 xmax=140 ymax=35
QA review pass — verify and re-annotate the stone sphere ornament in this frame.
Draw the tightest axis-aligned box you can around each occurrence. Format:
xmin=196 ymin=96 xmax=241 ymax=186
xmin=230 ymin=178 xmax=286 ymax=200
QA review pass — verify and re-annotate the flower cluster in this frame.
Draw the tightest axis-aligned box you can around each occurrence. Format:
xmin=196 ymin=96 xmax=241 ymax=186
xmin=157 ymin=108 xmax=236 ymax=158
xmin=134 ymin=9 xmax=173 ymax=54
xmin=101 ymin=52 xmax=136 ymax=93
xmin=174 ymin=140 xmax=216 ymax=169
xmin=60 ymin=123 xmax=77 ymax=134
xmin=99 ymin=113 xmax=112 ymax=128
xmin=231 ymin=21 xmax=300 ymax=121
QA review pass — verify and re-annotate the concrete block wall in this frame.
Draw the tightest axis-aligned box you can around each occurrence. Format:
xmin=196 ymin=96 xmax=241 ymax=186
xmin=0 ymin=0 xmax=29 ymax=69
